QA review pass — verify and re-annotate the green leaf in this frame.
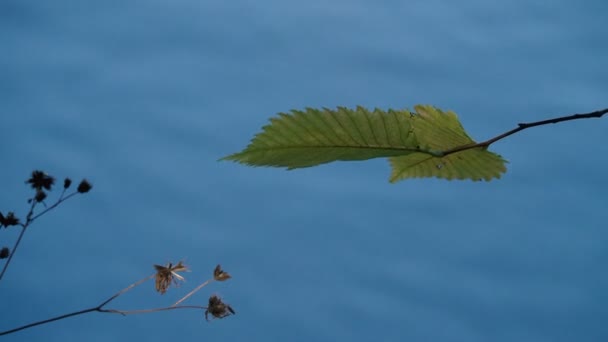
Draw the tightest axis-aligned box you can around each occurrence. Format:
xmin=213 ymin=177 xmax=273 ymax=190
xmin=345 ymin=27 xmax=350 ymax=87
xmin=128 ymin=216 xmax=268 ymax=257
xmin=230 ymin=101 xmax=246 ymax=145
xmin=389 ymin=148 xmax=507 ymax=182
xmin=222 ymin=105 xmax=507 ymax=182
xmin=389 ymin=105 xmax=507 ymax=182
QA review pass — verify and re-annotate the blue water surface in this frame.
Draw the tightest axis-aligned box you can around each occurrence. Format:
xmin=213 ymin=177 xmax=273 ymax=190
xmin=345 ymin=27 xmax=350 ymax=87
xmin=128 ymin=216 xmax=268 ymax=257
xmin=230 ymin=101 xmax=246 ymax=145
xmin=1 ymin=1 xmax=607 ymax=341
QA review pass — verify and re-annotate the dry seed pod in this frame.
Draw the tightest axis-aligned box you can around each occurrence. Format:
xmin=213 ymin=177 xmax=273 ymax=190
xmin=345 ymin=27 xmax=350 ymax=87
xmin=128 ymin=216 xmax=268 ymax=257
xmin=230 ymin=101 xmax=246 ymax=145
xmin=153 ymin=261 xmax=188 ymax=294
xmin=213 ymin=264 xmax=231 ymax=281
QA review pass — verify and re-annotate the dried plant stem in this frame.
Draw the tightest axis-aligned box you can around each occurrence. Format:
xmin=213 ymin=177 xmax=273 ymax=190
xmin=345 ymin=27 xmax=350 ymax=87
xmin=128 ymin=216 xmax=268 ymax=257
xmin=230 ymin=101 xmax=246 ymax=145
xmin=0 ymin=191 xmax=80 ymax=282
xmin=98 ymin=273 xmax=155 ymax=307
xmin=0 ymin=307 xmax=100 ymax=336
xmin=0 ymin=273 xmax=154 ymax=336
xmin=172 ymin=279 xmax=213 ymax=307
xmin=28 ymin=191 xmax=79 ymax=223
xmin=101 ymin=305 xmax=206 ymax=315
xmin=0 ymin=226 xmax=27 ymax=282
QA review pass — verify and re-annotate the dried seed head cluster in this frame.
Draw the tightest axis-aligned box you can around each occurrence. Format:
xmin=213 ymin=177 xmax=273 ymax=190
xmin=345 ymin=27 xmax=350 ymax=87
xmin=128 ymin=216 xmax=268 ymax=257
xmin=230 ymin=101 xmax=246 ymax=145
xmin=154 ymin=261 xmax=189 ymax=294
xmin=26 ymin=170 xmax=55 ymax=191
xmin=2 ymin=171 xmax=237 ymax=327
xmin=77 ymin=179 xmax=92 ymax=193
xmin=0 ymin=212 xmax=20 ymax=228
xmin=213 ymin=264 xmax=231 ymax=282
xmin=34 ymin=190 xmax=47 ymax=203
xmin=0 ymin=247 xmax=9 ymax=259
xmin=23 ymin=170 xmax=92 ymax=205
xmin=205 ymin=295 xmax=235 ymax=321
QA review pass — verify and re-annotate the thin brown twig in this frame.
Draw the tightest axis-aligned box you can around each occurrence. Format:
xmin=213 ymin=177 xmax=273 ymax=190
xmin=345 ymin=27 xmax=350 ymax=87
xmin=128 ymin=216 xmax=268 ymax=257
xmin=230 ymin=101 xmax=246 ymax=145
xmin=442 ymin=108 xmax=608 ymax=156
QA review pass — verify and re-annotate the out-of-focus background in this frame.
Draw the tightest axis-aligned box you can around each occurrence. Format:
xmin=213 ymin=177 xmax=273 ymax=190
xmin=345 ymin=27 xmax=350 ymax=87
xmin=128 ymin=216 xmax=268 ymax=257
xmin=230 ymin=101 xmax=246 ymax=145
xmin=1 ymin=1 xmax=607 ymax=341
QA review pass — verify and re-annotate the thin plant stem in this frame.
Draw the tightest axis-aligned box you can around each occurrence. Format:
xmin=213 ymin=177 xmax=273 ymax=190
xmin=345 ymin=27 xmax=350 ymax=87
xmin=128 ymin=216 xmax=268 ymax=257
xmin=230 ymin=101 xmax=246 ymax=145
xmin=0 ymin=191 xmax=80 ymax=282
xmin=0 ymin=273 xmax=154 ymax=336
xmin=0 ymin=304 xmax=207 ymax=336
xmin=172 ymin=279 xmax=213 ymax=307
xmin=0 ymin=200 xmax=37 ymax=282
xmin=0 ymin=307 xmax=100 ymax=336
xmin=24 ymin=195 xmax=38 ymax=222
xmin=98 ymin=273 xmax=155 ymax=307
xmin=101 ymin=305 xmax=206 ymax=315
xmin=28 ymin=192 xmax=79 ymax=224
xmin=0 ymin=226 xmax=27 ymax=282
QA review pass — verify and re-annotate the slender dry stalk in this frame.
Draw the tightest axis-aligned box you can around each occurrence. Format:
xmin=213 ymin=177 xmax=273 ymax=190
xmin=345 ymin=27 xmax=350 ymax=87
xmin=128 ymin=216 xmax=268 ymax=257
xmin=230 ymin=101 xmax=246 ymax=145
xmin=173 ymin=279 xmax=212 ymax=307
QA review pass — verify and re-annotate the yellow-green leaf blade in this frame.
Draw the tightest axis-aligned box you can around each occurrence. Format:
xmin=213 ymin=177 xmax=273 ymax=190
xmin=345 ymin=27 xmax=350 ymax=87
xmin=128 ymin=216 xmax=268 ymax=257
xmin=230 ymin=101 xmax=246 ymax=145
xmin=389 ymin=148 xmax=507 ymax=182
xmin=409 ymin=105 xmax=475 ymax=149
xmin=387 ymin=105 xmax=507 ymax=181
xmin=221 ymin=107 xmax=422 ymax=169
xmin=223 ymin=104 xmax=508 ymax=182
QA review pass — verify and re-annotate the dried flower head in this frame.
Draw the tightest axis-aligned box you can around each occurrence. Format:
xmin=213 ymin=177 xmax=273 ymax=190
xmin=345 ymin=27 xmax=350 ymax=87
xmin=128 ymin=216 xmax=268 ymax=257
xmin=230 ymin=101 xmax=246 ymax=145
xmin=213 ymin=264 xmax=231 ymax=282
xmin=205 ymin=295 xmax=235 ymax=321
xmin=154 ymin=261 xmax=188 ymax=294
xmin=77 ymin=179 xmax=92 ymax=193
xmin=0 ymin=247 xmax=9 ymax=259
xmin=34 ymin=190 xmax=47 ymax=203
xmin=26 ymin=170 xmax=55 ymax=191
xmin=0 ymin=212 xmax=20 ymax=228
xmin=64 ymin=178 xmax=72 ymax=189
